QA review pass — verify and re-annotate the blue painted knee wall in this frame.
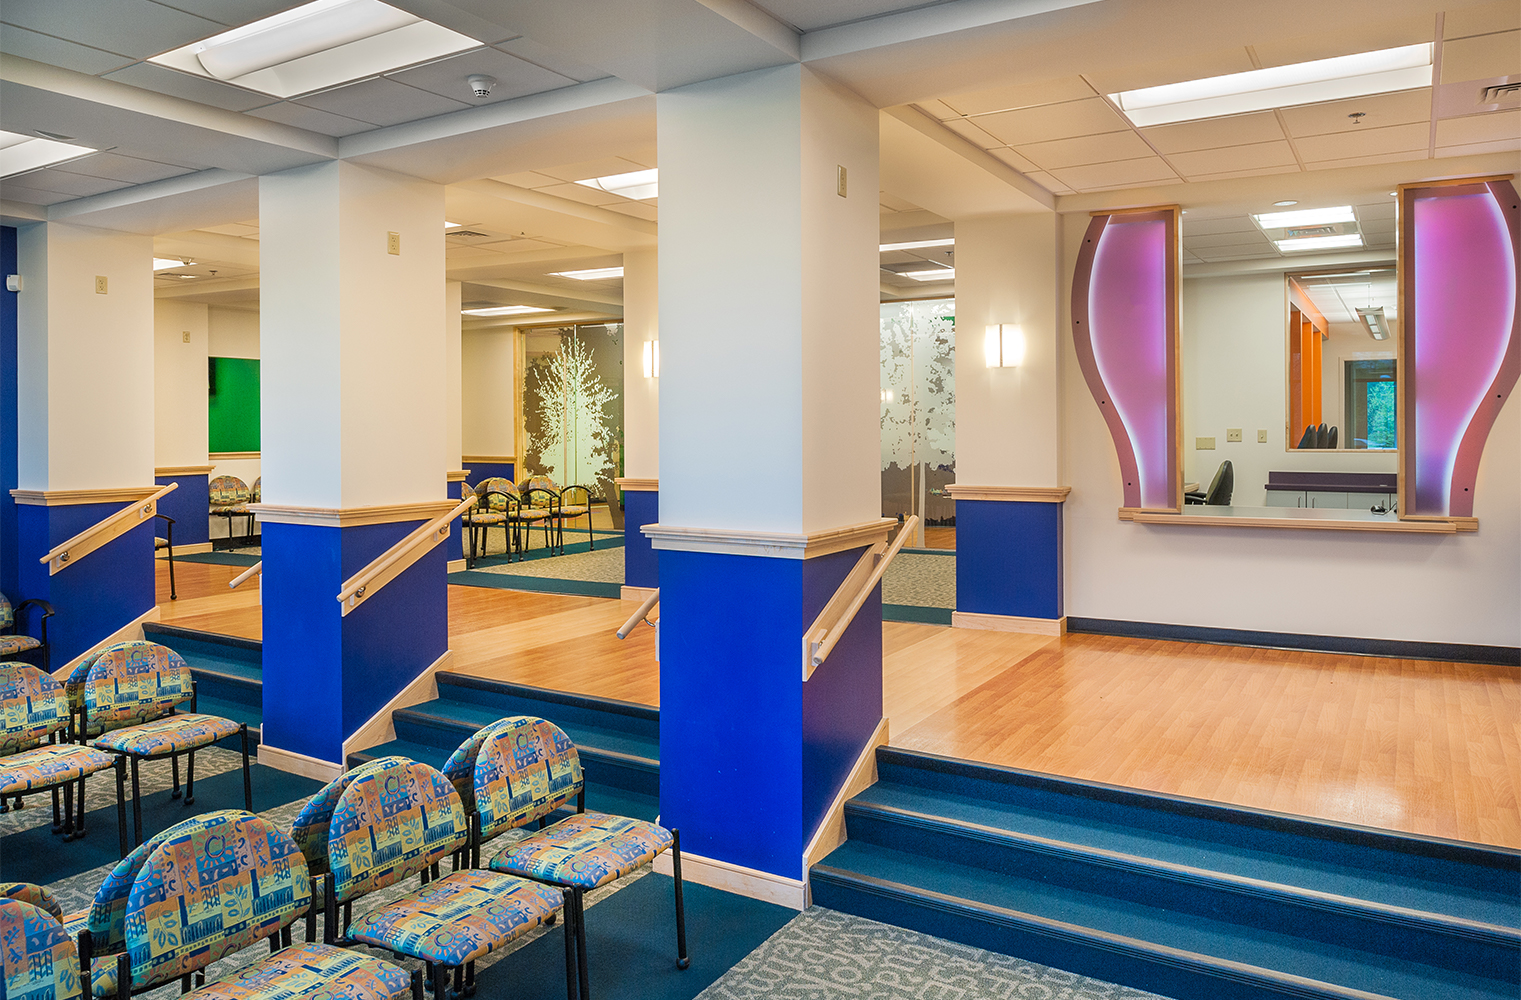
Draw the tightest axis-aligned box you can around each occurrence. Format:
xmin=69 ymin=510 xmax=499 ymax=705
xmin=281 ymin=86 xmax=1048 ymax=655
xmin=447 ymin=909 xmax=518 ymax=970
xmin=154 ymin=475 xmax=211 ymax=547
xmin=956 ymin=499 xmax=1064 ymax=620
xmin=622 ymin=490 xmax=658 ymax=588
xmin=260 ymin=519 xmax=448 ymax=765
xmin=659 ymin=545 xmax=882 ymax=880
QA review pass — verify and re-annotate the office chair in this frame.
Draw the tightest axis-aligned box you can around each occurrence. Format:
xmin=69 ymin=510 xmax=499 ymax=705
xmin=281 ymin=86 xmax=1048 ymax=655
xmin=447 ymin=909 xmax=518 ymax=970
xmin=1184 ymin=460 xmax=1233 ymax=506
xmin=1296 ymin=425 xmax=1317 ymax=449
xmin=1315 ymin=423 xmax=1329 ymax=448
xmin=1326 ymin=426 xmax=1338 ymax=449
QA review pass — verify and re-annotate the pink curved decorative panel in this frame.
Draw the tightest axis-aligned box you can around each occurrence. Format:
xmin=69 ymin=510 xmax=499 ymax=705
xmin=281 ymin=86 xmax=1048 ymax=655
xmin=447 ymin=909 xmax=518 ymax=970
xmin=1403 ymin=179 xmax=1520 ymax=518
xmin=1071 ymin=209 xmax=1179 ymax=510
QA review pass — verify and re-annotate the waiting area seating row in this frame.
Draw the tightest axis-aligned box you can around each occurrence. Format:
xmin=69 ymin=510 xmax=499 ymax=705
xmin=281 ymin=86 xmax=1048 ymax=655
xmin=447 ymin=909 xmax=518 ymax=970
xmin=463 ymin=476 xmax=597 ymax=568
xmin=2 ymin=712 xmax=685 ymax=1000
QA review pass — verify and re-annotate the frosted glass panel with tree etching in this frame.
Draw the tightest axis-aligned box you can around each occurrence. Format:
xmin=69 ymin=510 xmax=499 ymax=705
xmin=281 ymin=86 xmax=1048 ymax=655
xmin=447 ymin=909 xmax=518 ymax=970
xmin=522 ymin=324 xmax=624 ymax=500
xmin=881 ymin=300 xmax=955 ymax=546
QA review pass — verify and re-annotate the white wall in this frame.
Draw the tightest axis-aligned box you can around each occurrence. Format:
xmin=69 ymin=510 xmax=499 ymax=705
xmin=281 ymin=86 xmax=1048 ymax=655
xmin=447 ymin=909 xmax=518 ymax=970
xmin=1065 ymin=212 xmax=1520 ymax=647
xmin=955 ymin=212 xmax=1062 ymax=488
xmin=1181 ymin=273 xmax=1396 ymax=507
xmin=17 ymin=222 xmax=155 ymax=491
xmin=461 ymin=326 xmax=517 ymax=459
xmin=623 ymin=247 xmax=659 ymax=479
xmin=209 ymin=306 xmax=259 ymax=359
xmin=154 ymin=299 xmax=209 ymax=469
xmin=445 ymin=281 xmax=463 ymax=470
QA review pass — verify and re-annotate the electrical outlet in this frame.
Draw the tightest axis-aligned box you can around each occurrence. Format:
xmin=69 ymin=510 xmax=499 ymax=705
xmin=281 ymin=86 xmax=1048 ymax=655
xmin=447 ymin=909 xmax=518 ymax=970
xmin=94 ymin=276 xmax=108 ymax=294
xmin=1258 ymin=429 xmax=1268 ymax=443
xmin=387 ymin=231 xmax=401 ymax=255
xmin=1196 ymin=436 xmax=1216 ymax=450
xmin=1226 ymin=428 xmax=1242 ymax=443
xmin=182 ymin=331 xmax=191 ymax=343
xmin=837 ymin=165 xmax=847 ymax=197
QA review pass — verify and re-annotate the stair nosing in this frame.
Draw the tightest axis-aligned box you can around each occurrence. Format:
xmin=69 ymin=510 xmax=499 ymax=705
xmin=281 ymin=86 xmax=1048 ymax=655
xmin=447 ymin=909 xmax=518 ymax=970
xmin=433 ymin=672 xmax=659 ymax=722
xmin=842 ymin=800 xmax=1521 ymax=948
xmin=391 ymin=710 xmax=659 ymax=768
xmin=809 ymin=864 xmax=1418 ymax=1000
xmin=144 ymin=622 xmax=263 ymax=653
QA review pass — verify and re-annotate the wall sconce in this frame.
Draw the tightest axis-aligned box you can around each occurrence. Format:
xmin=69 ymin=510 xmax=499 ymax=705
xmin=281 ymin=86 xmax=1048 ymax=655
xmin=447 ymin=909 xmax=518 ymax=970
xmin=984 ymin=324 xmax=1024 ymax=367
xmin=642 ymin=339 xmax=660 ymax=378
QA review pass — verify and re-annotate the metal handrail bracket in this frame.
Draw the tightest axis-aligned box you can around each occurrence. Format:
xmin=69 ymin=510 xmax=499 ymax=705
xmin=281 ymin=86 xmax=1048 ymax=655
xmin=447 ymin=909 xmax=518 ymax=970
xmin=616 ymin=590 xmax=660 ymax=639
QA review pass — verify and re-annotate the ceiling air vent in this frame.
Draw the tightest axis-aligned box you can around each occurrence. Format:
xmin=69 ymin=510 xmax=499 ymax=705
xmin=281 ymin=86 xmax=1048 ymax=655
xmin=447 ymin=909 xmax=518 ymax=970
xmin=1482 ymin=82 xmax=1521 ymax=104
xmin=447 ymin=230 xmax=491 ymax=238
xmin=1286 ymin=225 xmax=1338 ymax=237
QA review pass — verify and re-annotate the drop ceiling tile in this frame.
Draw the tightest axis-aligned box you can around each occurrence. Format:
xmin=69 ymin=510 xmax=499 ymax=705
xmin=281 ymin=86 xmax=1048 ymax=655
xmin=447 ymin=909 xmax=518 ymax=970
xmin=970 ymin=97 xmax=1129 ymax=146
xmin=1294 ymin=122 xmax=1429 ymax=161
xmin=297 ymin=77 xmax=471 ymax=126
xmin=878 ymin=191 xmax=921 ymax=212
xmin=1279 ymin=90 xmax=1432 ymax=137
xmin=1170 ymin=141 xmax=1298 ymax=177
xmin=538 ymin=157 xmax=651 ymax=182
xmin=603 ymin=202 xmax=658 ymax=222
xmin=1184 ymin=232 xmax=1275 ymax=249
xmin=1087 ymin=49 xmax=1255 ymax=96
xmin=386 ymin=47 xmax=575 ymax=105
xmin=446 ymin=245 xmax=505 ymax=260
xmin=940 ymin=117 xmax=1001 ymax=149
xmin=1440 ymin=30 xmax=1521 ymax=83
xmin=1141 ymin=112 xmax=1285 ymax=154
xmin=1434 ymin=137 xmax=1521 ymax=158
xmin=537 ymin=182 xmax=625 ymax=207
xmin=1 ymin=0 xmax=222 ymax=59
xmin=1435 ymin=110 xmax=1520 ymax=146
xmin=0 ymin=23 xmax=137 ymax=74
xmin=1181 ymin=217 xmax=1260 ymax=236
xmin=248 ymin=101 xmax=374 ymax=137
xmin=0 ymin=182 xmax=75 ymax=205
xmin=1355 ymin=201 xmax=1397 ymax=221
xmin=480 ymin=238 xmax=560 ymax=254
xmin=914 ymin=99 xmax=960 ymax=120
xmin=8 ymin=168 xmax=131 ymax=196
xmin=1444 ymin=2 xmax=1521 ymax=40
xmin=1193 ymin=247 xmax=1281 ymax=261
xmin=493 ymin=37 xmax=609 ymax=84
xmin=1014 ymin=130 xmax=1153 ymax=170
xmin=53 ymin=151 xmax=194 ymax=184
xmin=495 ymin=171 xmax=563 ymax=189
xmin=1047 ymin=156 xmax=1177 ymax=191
xmin=198 ymin=222 xmax=259 ymax=237
xmin=105 ymin=62 xmax=274 ymax=111
xmin=1303 ymin=151 xmax=1430 ymax=171
xmin=1184 ymin=164 xmax=1304 ymax=183
xmin=149 ymin=1 xmax=307 ymax=26
xmin=1249 ymin=19 xmax=1433 ymax=70
xmin=939 ymin=77 xmax=1095 ymax=117
xmin=988 ymin=147 xmax=1039 ymax=172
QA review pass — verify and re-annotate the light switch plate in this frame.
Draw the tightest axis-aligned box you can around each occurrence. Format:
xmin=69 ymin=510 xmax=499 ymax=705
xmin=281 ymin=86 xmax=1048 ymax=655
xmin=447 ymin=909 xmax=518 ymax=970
xmin=1226 ymin=428 xmax=1242 ymax=442
xmin=387 ymin=232 xmax=401 ymax=255
xmin=1258 ymin=429 xmax=1268 ymax=443
xmin=182 ymin=331 xmax=191 ymax=343
xmin=1196 ymin=436 xmax=1216 ymax=450
xmin=94 ymin=276 xmax=107 ymax=294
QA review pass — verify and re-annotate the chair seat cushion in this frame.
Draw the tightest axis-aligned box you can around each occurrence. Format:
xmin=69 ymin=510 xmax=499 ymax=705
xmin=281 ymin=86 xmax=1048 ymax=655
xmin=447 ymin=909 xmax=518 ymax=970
xmin=464 ymin=512 xmax=507 ymax=526
xmin=513 ymin=508 xmax=552 ymax=521
xmin=154 ymin=537 xmax=169 ymax=549
xmin=186 ymin=943 xmax=412 ymax=1000
xmin=210 ymin=503 xmax=249 ymax=515
xmin=347 ymin=869 xmax=561 ymax=967
xmin=558 ymin=505 xmax=590 ymax=517
xmin=0 ymin=743 xmax=118 ymax=796
xmin=487 ymin=811 xmax=673 ymax=889
xmin=0 ymin=634 xmax=41 ymax=656
xmin=90 ymin=713 xmax=239 ymax=756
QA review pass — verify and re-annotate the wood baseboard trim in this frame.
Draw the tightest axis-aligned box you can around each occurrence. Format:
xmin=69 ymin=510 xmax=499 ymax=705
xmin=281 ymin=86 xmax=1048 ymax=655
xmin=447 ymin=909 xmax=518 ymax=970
xmin=342 ymin=649 xmax=453 ymax=759
xmin=620 ymin=585 xmax=658 ymax=602
xmin=952 ymin=611 xmax=1067 ymax=636
xmin=157 ymin=542 xmax=213 ymax=558
xmin=446 ymin=558 xmax=467 ymax=573
xmin=652 ymin=850 xmax=807 ymax=911
xmin=803 ymin=717 xmax=888 ymax=871
xmin=52 ymin=605 xmax=161 ymax=680
xmin=258 ymin=743 xmax=343 ymax=782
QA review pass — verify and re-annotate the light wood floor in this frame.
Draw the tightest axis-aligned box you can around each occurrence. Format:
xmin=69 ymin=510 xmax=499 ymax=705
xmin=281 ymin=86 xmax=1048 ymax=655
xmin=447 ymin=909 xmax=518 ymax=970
xmin=154 ymin=558 xmax=1520 ymax=848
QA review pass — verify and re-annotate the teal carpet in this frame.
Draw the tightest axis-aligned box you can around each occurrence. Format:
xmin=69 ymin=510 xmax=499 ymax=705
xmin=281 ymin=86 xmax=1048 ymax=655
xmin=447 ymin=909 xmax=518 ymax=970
xmin=178 ymin=551 xmax=261 ymax=566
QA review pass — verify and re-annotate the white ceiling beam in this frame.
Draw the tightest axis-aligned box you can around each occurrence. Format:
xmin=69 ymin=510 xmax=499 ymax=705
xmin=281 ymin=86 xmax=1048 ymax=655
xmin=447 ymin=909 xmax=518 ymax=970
xmin=1 ymin=200 xmax=48 ymax=225
xmin=154 ymin=274 xmax=261 ymax=300
xmin=456 ymin=178 xmax=657 ymax=239
xmin=466 ymin=277 xmax=624 ymax=308
xmin=696 ymin=0 xmax=801 ymax=60
xmin=802 ymin=0 xmax=1104 ymax=62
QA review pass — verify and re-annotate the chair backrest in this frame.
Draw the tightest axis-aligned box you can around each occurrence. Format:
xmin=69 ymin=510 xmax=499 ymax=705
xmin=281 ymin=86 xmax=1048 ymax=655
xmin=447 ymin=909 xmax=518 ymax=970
xmin=288 ymin=756 xmax=405 ymax=878
xmin=1326 ymin=426 xmax=1338 ymax=449
xmin=0 ymin=882 xmax=62 ymax=921
xmin=474 ymin=716 xmax=583 ymax=842
xmin=517 ymin=476 xmax=559 ymax=507
xmin=209 ymin=476 xmax=249 ymax=506
xmin=327 ymin=757 xmax=468 ymax=905
xmin=0 ymin=897 xmax=82 ymax=1000
xmin=1315 ymin=423 xmax=1329 ymax=448
xmin=84 ymin=814 xmax=212 ymax=960
xmin=442 ymin=726 xmax=495 ymax=814
xmin=0 ymin=592 xmax=11 ymax=632
xmin=475 ymin=477 xmax=517 ymax=513
xmin=80 ymin=641 xmax=193 ymax=732
xmin=251 ymin=476 xmax=262 ymax=502
xmin=0 ymin=663 xmax=69 ymax=755
xmin=122 ymin=811 xmax=311 ymax=991
xmin=1296 ymin=424 xmax=1317 ymax=449
xmin=1205 ymin=460 xmax=1234 ymax=506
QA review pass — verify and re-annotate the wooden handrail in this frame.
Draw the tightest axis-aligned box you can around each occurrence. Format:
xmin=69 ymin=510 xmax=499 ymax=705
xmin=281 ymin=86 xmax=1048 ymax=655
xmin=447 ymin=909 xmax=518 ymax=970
xmin=616 ymin=590 xmax=659 ymax=639
xmin=802 ymin=515 xmax=917 ymax=680
xmin=38 ymin=482 xmax=178 ymax=576
xmin=229 ymin=561 xmax=262 ymax=589
xmin=336 ymin=495 xmax=476 ymax=616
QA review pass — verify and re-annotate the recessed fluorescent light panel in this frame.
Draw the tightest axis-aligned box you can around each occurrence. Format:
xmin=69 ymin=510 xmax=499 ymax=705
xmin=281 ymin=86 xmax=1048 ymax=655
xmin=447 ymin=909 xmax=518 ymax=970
xmin=461 ymin=305 xmax=553 ymax=317
xmin=879 ymin=238 xmax=955 ymax=252
xmin=1275 ymin=233 xmax=1365 ymax=252
xmin=153 ymin=258 xmax=190 ymax=270
xmin=1252 ymin=206 xmax=1355 ymax=229
xmin=0 ymin=130 xmax=96 ymax=178
xmin=444 ymin=221 xmax=462 ymax=229
xmin=574 ymin=169 xmax=658 ymax=200
xmin=149 ymin=0 xmax=479 ymax=99
xmin=551 ymin=267 xmax=624 ymax=281
xmin=901 ymin=268 xmax=955 ymax=282
xmin=1109 ymin=43 xmax=1432 ymax=126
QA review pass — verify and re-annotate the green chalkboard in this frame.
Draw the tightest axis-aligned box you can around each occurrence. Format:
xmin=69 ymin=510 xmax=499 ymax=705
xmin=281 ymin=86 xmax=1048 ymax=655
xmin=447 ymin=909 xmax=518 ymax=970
xmin=208 ymin=357 xmax=260 ymax=452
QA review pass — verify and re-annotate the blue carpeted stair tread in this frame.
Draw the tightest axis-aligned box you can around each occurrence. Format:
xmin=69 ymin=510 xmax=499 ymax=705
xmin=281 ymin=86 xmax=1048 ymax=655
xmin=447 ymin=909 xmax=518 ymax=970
xmin=435 ymin=673 xmax=658 ymax=730
xmin=848 ymin=783 xmax=1520 ymax=930
xmin=395 ymin=697 xmax=659 ymax=765
xmin=349 ymin=737 xmax=453 ymax=772
xmin=813 ymin=841 xmax=1514 ymax=1000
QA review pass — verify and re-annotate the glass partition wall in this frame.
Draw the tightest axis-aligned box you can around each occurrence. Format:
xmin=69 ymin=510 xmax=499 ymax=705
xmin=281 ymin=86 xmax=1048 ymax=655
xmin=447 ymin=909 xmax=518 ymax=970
xmin=880 ymin=299 xmax=956 ymax=548
xmin=519 ymin=323 xmax=625 ymax=504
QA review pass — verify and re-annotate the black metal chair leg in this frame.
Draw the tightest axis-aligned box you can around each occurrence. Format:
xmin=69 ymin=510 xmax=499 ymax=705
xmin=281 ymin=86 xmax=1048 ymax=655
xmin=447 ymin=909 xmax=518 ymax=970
xmin=49 ymin=785 xmax=61 ymax=833
xmin=574 ymin=888 xmax=590 ymax=1000
xmin=116 ymin=757 xmax=129 ymax=856
xmin=672 ymin=829 xmax=689 ymax=969
xmin=411 ymin=970 xmax=424 ymax=1000
xmin=464 ymin=961 xmax=475 ymax=998
xmin=562 ymin=890 xmax=578 ymax=1000
xmin=184 ymin=750 xmax=195 ymax=806
xmin=241 ymin=725 xmax=252 ymax=811
xmin=131 ymin=756 xmax=143 ymax=847
xmin=171 ymin=754 xmax=182 ymax=799
xmin=74 ymin=774 xmax=88 ymax=838
xmin=61 ymin=780 xmax=75 ymax=841
xmin=432 ymin=962 xmax=448 ymax=1000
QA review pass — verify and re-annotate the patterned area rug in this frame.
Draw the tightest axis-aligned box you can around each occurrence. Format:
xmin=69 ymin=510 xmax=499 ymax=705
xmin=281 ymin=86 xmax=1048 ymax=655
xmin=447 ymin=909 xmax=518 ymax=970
xmin=697 ymin=907 xmax=1171 ymax=1000
xmin=472 ymin=544 xmax=626 ymax=584
xmin=882 ymin=551 xmax=956 ymax=610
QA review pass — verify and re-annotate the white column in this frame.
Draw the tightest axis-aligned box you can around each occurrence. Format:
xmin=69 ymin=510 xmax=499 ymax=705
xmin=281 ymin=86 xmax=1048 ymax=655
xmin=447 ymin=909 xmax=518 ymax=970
xmin=622 ymin=247 xmax=659 ymax=479
xmin=445 ymin=280 xmax=463 ymax=472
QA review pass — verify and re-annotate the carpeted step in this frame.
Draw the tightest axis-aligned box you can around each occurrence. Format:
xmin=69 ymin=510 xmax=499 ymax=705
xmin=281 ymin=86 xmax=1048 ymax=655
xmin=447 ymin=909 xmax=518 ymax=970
xmin=143 ymin=623 xmax=264 ymax=752
xmin=811 ymin=748 xmax=1521 ymax=1000
xmin=434 ymin=673 xmax=659 ymax=745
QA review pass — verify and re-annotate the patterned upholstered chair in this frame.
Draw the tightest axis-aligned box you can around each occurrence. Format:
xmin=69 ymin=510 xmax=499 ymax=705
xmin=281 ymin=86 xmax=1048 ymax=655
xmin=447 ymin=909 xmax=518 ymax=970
xmin=468 ymin=716 xmax=688 ymax=1000
xmin=291 ymin=756 xmax=569 ymax=1000
xmin=0 ymin=590 xmax=53 ymax=670
xmin=100 ymin=810 xmax=422 ymax=1000
xmin=75 ymin=641 xmax=252 ymax=847
xmin=464 ymin=478 xmax=516 ymax=568
xmin=1 ymin=893 xmax=82 ymax=1000
xmin=556 ymin=484 xmax=596 ymax=552
xmin=0 ymin=663 xmax=125 ymax=851
xmin=514 ymin=476 xmax=561 ymax=555
xmin=209 ymin=475 xmax=254 ymax=548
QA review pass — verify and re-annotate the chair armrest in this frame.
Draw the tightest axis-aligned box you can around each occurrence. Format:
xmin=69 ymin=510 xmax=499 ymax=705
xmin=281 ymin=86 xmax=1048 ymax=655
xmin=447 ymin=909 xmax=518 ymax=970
xmin=155 ymin=513 xmax=177 ymax=525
